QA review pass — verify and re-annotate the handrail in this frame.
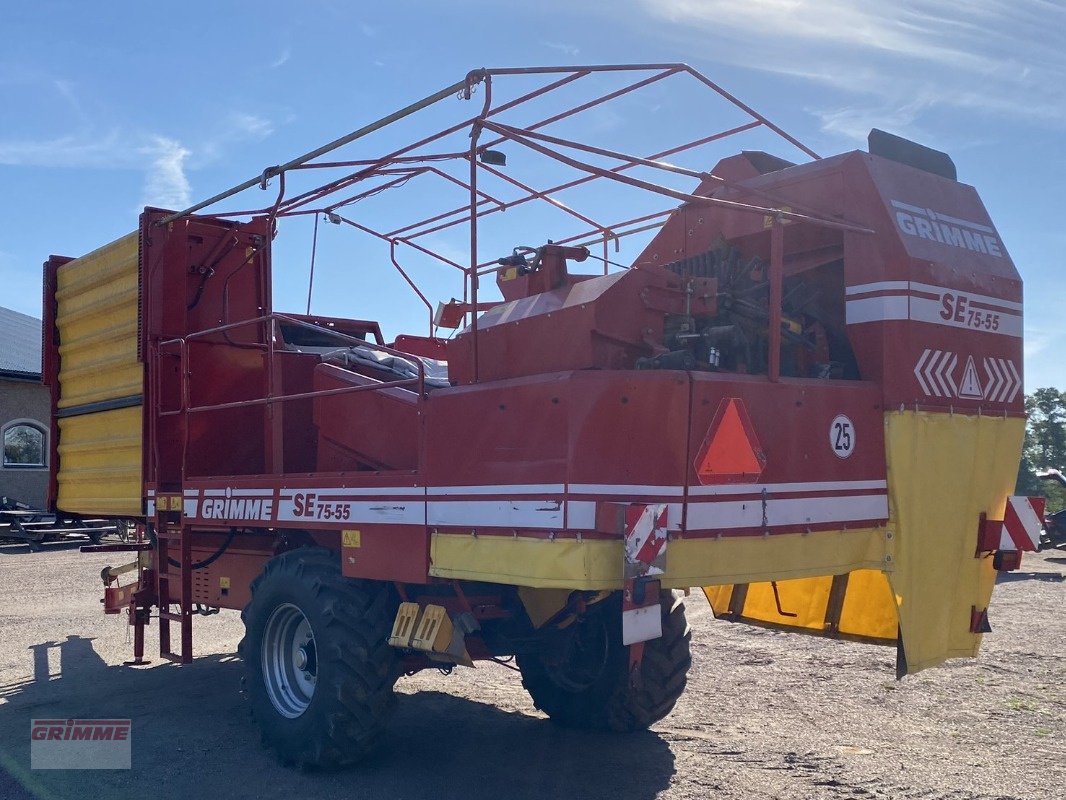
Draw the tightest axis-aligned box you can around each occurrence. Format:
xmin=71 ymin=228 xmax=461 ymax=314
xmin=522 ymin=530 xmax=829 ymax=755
xmin=154 ymin=312 xmax=430 ymax=480
xmin=156 ymin=312 xmax=429 ymax=415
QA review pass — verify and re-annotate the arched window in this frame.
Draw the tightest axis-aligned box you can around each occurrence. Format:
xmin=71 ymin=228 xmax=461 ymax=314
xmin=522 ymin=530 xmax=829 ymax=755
xmin=2 ymin=421 xmax=47 ymax=468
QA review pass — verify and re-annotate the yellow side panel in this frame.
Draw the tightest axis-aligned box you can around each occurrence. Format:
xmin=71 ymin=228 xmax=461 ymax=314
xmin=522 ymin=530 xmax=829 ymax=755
xmin=703 ymin=568 xmax=899 ymax=643
xmin=517 ymin=587 xmax=575 ymax=628
xmin=56 ymin=406 xmax=142 ymax=516
xmin=702 ymin=412 xmax=1023 ymax=670
xmin=838 ymin=569 xmax=899 ymax=641
xmin=672 ymin=527 xmax=886 ymax=587
xmin=55 ymin=233 xmax=141 ymax=408
xmin=430 ymin=534 xmax=620 ymax=589
xmin=885 ymin=411 xmax=1024 ymax=673
xmin=742 ymin=576 xmax=835 ymax=632
xmin=54 ymin=232 xmax=143 ymax=517
xmin=430 ymin=527 xmax=886 ymax=591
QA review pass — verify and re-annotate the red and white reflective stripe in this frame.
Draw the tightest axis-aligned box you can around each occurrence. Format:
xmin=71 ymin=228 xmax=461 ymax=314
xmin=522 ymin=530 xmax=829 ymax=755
xmin=624 ymin=504 xmax=668 ymax=570
xmin=999 ymin=496 xmax=1045 ymax=552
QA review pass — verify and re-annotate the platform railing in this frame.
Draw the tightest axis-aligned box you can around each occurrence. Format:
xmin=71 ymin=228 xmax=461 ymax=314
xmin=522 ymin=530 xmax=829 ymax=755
xmin=154 ymin=312 xmax=428 ymax=481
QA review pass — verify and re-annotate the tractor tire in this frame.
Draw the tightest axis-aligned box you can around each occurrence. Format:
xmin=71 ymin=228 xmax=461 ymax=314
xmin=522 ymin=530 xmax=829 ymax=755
xmin=238 ymin=547 xmax=399 ymax=769
xmin=518 ymin=589 xmax=691 ymax=732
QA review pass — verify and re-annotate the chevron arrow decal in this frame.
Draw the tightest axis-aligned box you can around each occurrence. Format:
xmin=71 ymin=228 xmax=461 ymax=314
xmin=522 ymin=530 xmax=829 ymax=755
xmin=914 ymin=349 xmax=957 ymax=398
xmin=983 ymin=357 xmax=1021 ymax=403
xmin=914 ymin=350 xmax=1020 ymax=403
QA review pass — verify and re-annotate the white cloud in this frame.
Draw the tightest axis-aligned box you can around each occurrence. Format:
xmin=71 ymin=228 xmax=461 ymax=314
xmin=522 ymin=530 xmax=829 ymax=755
xmin=812 ymin=95 xmax=936 ymax=143
xmin=270 ymin=47 xmax=291 ymax=69
xmin=359 ymin=22 xmax=378 ymax=37
xmin=542 ymin=41 xmax=580 ymax=57
xmin=0 ymin=130 xmax=129 ymax=168
xmin=636 ymin=0 xmax=1066 ymax=136
xmin=141 ymin=136 xmax=192 ymax=209
xmin=0 ymin=66 xmax=275 ymax=214
xmin=227 ymin=112 xmax=274 ymax=139
xmin=0 ymin=128 xmax=194 ymax=209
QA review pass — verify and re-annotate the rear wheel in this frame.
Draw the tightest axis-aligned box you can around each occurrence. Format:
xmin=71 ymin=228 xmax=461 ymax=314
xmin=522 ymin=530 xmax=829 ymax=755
xmin=518 ymin=590 xmax=691 ymax=731
xmin=238 ymin=547 xmax=399 ymax=769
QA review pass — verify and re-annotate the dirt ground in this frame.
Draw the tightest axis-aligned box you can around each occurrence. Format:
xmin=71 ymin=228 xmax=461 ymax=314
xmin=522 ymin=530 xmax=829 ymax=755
xmin=0 ymin=542 xmax=1062 ymax=800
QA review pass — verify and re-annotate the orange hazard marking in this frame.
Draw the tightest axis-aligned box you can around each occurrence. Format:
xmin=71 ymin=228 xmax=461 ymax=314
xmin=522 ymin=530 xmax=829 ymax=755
xmin=695 ymin=397 xmax=766 ymax=484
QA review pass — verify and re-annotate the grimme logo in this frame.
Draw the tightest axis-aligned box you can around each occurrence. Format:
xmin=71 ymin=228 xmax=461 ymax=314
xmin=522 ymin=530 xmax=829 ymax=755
xmin=891 ymin=199 xmax=1003 ymax=258
xmin=199 ymin=497 xmax=274 ymax=520
xmin=30 ymin=719 xmax=132 ymax=769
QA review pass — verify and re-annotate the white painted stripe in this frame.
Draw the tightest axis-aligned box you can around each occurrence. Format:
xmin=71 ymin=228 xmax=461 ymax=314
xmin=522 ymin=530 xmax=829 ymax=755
xmin=909 ymin=282 xmax=1021 ymax=311
xmin=566 ymin=500 xmax=597 ymax=529
xmin=207 ymin=488 xmax=275 ymax=494
xmin=846 ymin=296 xmax=1022 ymax=337
xmin=198 ymin=488 xmax=276 ymax=498
xmin=182 ymin=490 xmax=887 ymax=531
xmin=689 ymin=479 xmax=887 ymax=497
xmin=427 ymin=484 xmax=563 ymax=496
xmin=686 ymin=494 xmax=889 ymax=530
xmin=910 ymin=296 xmax=1022 ymax=337
xmin=845 ymin=281 xmax=910 ymax=296
xmin=146 ymin=489 xmax=155 ymax=497
xmin=890 ymin=199 xmax=929 ymax=217
xmin=146 ymin=500 xmax=155 ymax=515
xmin=845 ymin=281 xmax=1021 ymax=313
xmin=845 ymin=296 xmax=909 ymax=325
xmin=275 ymin=499 xmax=425 ymax=525
xmin=185 ymin=481 xmax=886 ymax=503
xmin=428 ymin=499 xmax=564 ymax=529
xmin=568 ymin=484 xmax=685 ymax=497
xmin=183 ymin=499 xmax=199 ymax=517
xmin=300 ymin=487 xmax=425 ymax=497
xmin=566 ymin=501 xmax=684 ymax=531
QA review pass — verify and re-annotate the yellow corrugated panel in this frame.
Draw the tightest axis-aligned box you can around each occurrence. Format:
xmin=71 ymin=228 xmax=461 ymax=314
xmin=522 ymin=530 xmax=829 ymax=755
xmin=54 ymin=232 xmax=143 ymax=517
xmin=55 ymin=233 xmax=141 ymax=408
xmin=56 ymin=405 xmax=142 ymax=516
xmin=703 ymin=568 xmax=899 ymax=643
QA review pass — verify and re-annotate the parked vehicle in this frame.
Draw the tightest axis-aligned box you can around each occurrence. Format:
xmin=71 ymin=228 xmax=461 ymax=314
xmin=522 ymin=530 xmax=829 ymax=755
xmin=1036 ymin=470 xmax=1066 ymax=549
xmin=41 ymin=64 xmax=1038 ymax=768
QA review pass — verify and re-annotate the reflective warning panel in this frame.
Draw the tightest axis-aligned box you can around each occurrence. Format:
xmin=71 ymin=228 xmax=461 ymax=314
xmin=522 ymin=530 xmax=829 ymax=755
xmin=695 ymin=398 xmax=766 ymax=484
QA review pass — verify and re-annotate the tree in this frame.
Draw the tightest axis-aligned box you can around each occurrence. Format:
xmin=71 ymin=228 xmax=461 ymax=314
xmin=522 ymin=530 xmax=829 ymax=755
xmin=1021 ymin=388 xmax=1066 ymax=513
xmin=1024 ymin=388 xmax=1066 ymax=468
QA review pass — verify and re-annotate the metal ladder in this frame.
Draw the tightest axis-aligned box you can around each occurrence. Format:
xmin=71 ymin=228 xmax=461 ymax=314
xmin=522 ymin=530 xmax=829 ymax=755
xmin=156 ymin=520 xmax=193 ymax=664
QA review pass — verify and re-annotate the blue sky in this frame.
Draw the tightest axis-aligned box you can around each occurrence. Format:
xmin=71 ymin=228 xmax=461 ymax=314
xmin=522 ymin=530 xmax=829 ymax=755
xmin=1 ymin=1 xmax=1063 ymax=389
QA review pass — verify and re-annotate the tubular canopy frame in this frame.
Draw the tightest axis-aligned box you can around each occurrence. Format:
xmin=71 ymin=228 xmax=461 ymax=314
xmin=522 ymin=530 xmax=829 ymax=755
xmin=162 ymin=64 xmax=866 ymax=330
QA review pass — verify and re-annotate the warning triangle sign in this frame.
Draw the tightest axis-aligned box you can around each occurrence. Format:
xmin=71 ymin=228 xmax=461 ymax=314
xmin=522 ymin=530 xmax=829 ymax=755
xmin=958 ymin=355 xmax=983 ymax=399
xmin=695 ymin=398 xmax=766 ymax=484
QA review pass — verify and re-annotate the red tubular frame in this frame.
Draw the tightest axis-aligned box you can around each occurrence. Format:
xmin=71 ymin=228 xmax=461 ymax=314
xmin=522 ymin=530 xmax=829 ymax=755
xmin=157 ymin=313 xmax=427 ymax=483
xmin=160 ymin=64 xmax=868 ymax=344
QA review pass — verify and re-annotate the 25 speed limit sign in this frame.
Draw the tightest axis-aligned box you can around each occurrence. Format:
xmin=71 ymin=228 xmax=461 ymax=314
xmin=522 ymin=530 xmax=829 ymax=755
xmin=829 ymin=414 xmax=855 ymax=458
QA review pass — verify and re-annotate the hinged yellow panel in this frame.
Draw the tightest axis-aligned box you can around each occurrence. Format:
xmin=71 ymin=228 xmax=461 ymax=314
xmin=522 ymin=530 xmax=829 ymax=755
xmin=54 ymin=233 xmax=143 ymax=516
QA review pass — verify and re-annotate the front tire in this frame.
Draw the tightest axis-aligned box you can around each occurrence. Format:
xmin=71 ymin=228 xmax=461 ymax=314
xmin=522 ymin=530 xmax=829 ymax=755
xmin=518 ymin=590 xmax=691 ymax=732
xmin=238 ymin=547 xmax=399 ymax=769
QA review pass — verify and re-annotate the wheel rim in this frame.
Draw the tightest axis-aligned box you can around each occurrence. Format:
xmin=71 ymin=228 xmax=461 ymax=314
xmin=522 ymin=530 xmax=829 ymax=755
xmin=262 ymin=603 xmax=317 ymax=718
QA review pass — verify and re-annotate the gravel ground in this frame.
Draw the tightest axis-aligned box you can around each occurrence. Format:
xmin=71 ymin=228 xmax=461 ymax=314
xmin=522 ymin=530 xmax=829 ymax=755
xmin=0 ymin=541 xmax=1062 ymax=799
